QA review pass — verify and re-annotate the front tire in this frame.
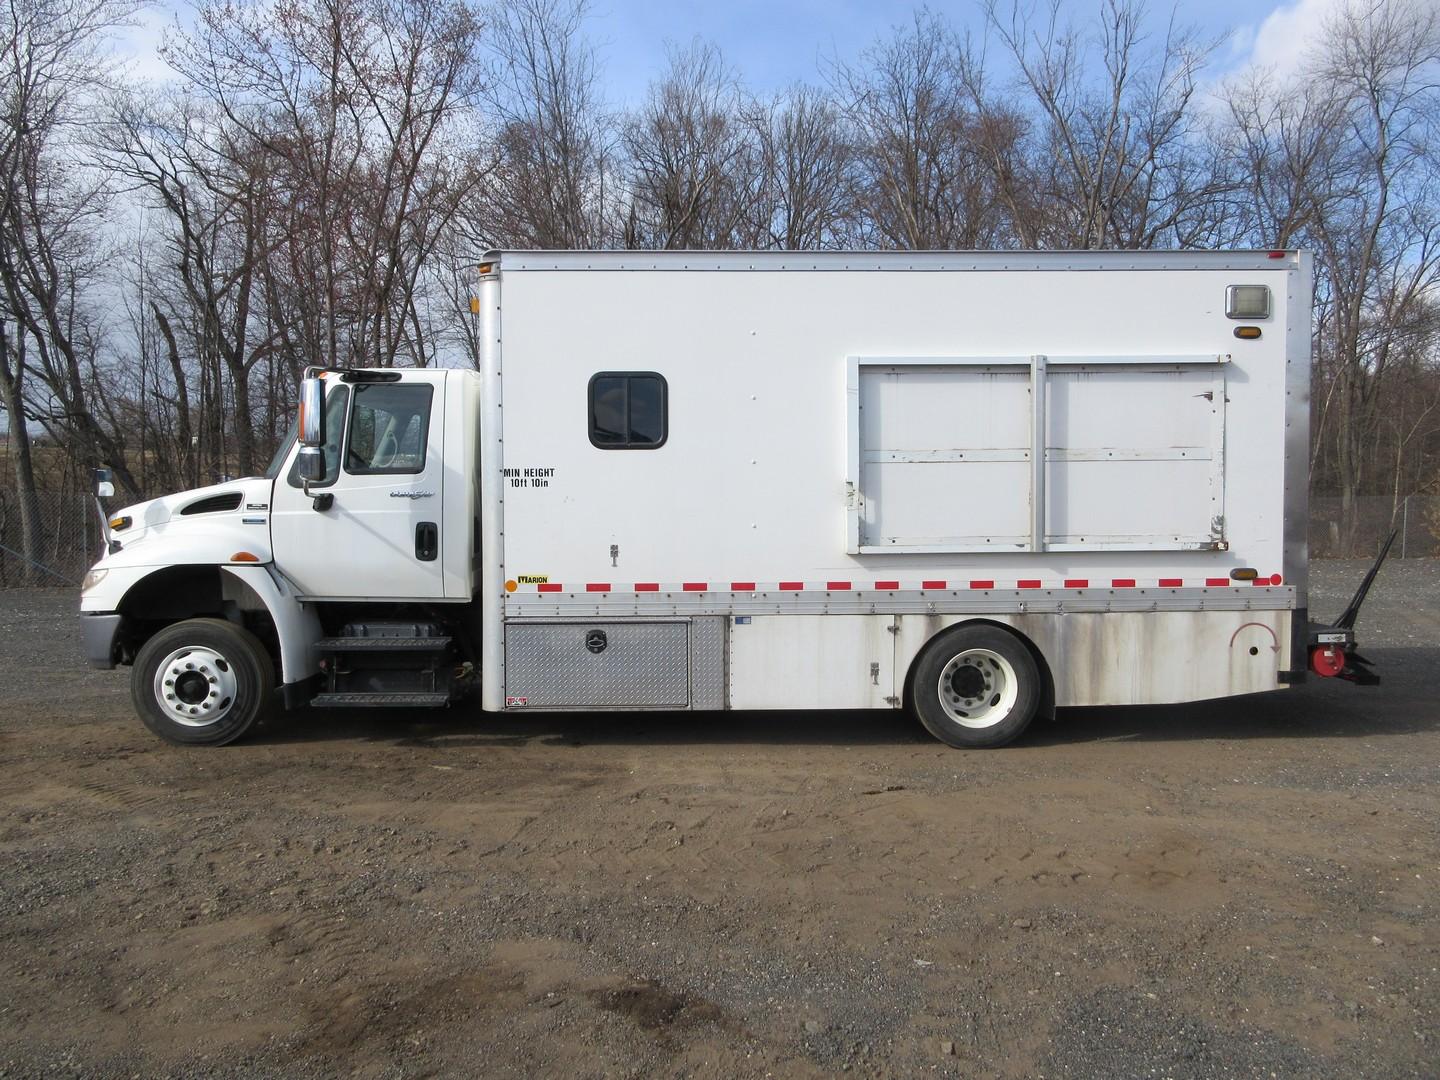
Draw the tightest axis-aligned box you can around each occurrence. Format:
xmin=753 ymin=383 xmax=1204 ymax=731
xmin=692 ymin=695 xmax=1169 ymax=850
xmin=911 ymin=624 xmax=1041 ymax=748
xmin=131 ymin=618 xmax=274 ymax=746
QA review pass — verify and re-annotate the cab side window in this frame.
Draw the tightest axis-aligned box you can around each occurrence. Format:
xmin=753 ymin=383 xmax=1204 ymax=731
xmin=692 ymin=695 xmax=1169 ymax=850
xmin=346 ymin=383 xmax=434 ymax=474
xmin=286 ymin=384 xmax=350 ymax=488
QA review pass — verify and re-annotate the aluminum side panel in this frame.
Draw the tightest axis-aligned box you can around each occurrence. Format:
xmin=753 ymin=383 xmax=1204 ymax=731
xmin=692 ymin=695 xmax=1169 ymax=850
xmin=893 ymin=610 xmax=1291 ymax=708
xmin=728 ymin=615 xmax=895 ymax=710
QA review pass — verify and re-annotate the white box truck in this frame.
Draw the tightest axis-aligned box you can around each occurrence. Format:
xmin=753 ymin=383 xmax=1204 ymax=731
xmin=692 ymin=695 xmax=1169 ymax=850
xmin=78 ymin=249 xmax=1383 ymax=748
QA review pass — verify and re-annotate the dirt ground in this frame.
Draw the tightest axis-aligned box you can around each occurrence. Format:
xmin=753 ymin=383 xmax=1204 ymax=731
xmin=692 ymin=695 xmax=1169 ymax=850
xmin=1 ymin=560 xmax=1437 ymax=1079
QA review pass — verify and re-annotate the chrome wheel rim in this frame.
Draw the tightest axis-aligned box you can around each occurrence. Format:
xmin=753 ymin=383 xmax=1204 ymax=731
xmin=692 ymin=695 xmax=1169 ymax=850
xmin=938 ymin=648 xmax=1018 ymax=728
xmin=153 ymin=645 xmax=238 ymax=727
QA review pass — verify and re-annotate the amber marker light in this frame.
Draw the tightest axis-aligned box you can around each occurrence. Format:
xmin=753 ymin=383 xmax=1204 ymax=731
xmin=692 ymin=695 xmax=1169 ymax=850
xmin=230 ymin=551 xmax=261 ymax=562
xmin=1230 ymin=567 xmax=1259 ymax=580
xmin=504 ymin=579 xmax=518 ymax=592
xmin=1234 ymin=326 xmax=1262 ymax=339
xmin=108 ymin=515 xmax=132 ymax=531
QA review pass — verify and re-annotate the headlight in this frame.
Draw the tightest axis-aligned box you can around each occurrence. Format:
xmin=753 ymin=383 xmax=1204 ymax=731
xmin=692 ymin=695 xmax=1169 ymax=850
xmin=81 ymin=568 xmax=108 ymax=593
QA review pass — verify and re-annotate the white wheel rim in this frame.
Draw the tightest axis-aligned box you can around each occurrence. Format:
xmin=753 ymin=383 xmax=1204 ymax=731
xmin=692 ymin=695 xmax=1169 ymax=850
xmin=153 ymin=645 xmax=239 ymax=727
xmin=938 ymin=648 xmax=1018 ymax=728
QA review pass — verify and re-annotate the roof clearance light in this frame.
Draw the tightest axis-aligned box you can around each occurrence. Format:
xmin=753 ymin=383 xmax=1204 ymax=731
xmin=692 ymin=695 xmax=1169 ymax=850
xmin=1226 ymin=284 xmax=1270 ymax=319
xmin=1234 ymin=326 xmax=1262 ymax=339
xmin=108 ymin=515 xmax=132 ymax=531
xmin=1268 ymin=250 xmax=1287 ymax=259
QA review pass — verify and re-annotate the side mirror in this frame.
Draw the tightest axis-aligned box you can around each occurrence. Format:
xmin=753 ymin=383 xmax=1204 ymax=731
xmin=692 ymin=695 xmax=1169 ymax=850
xmin=93 ymin=468 xmax=114 ymax=499
xmin=297 ymin=445 xmax=326 ymax=484
xmin=299 ymin=376 xmax=325 ymax=447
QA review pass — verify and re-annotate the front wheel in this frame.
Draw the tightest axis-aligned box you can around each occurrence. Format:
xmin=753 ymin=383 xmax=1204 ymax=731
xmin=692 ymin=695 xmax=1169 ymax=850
xmin=911 ymin=624 xmax=1041 ymax=748
xmin=131 ymin=618 xmax=274 ymax=746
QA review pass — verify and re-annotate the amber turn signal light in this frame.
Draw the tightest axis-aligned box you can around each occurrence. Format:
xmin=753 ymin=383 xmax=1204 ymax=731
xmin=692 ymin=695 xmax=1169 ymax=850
xmin=1234 ymin=326 xmax=1262 ymax=339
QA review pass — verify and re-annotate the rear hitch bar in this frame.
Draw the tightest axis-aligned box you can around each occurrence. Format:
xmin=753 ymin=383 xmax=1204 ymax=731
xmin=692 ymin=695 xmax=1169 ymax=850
xmin=1307 ymin=530 xmax=1395 ymax=686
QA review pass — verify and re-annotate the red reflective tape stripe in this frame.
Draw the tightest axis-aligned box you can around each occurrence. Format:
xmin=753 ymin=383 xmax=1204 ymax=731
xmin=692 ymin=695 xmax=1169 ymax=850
xmin=1018 ymin=579 xmax=1042 ymax=589
xmin=682 ymin=582 xmax=707 ymax=592
xmin=922 ymin=580 xmax=947 ymax=590
xmin=779 ymin=581 xmax=804 ymax=591
xmin=875 ymin=580 xmax=900 ymax=590
xmin=634 ymin=583 xmax=660 ymax=592
xmin=1205 ymin=577 xmax=1229 ymax=587
xmin=730 ymin=581 xmax=757 ymax=592
xmin=1064 ymin=579 xmax=1089 ymax=588
xmin=538 ymin=583 xmax=562 ymax=593
xmin=1111 ymin=578 xmax=1136 ymax=588
xmin=1251 ymin=579 xmax=1270 ymax=586
xmin=969 ymin=579 xmax=994 ymax=590
xmin=586 ymin=583 xmax=610 ymax=592
xmin=1159 ymin=578 xmax=1183 ymax=588
xmin=827 ymin=581 xmax=852 ymax=590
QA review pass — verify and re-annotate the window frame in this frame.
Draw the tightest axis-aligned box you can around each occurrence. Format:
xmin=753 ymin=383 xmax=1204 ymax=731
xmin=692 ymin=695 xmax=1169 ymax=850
xmin=343 ymin=382 xmax=435 ymax=476
xmin=587 ymin=371 xmax=669 ymax=450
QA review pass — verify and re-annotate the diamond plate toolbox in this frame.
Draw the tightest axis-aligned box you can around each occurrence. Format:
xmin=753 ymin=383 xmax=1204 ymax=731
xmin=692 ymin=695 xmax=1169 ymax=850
xmin=505 ymin=620 xmax=724 ymax=708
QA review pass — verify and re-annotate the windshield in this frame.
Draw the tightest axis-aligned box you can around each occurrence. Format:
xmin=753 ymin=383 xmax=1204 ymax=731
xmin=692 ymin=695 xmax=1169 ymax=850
xmin=264 ymin=416 xmax=299 ymax=480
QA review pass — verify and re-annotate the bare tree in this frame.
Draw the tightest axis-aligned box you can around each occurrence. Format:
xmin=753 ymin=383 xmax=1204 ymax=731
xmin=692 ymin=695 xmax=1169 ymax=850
xmin=830 ymin=10 xmax=1003 ymax=249
xmin=0 ymin=0 xmax=142 ymax=509
xmin=985 ymin=0 xmax=1225 ymax=249
xmin=752 ymin=84 xmax=854 ymax=250
xmin=483 ymin=0 xmax=612 ymax=247
xmin=621 ymin=41 xmax=765 ymax=249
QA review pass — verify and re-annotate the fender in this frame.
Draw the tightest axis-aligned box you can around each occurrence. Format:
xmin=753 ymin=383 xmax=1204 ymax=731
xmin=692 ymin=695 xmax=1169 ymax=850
xmin=220 ymin=564 xmax=322 ymax=685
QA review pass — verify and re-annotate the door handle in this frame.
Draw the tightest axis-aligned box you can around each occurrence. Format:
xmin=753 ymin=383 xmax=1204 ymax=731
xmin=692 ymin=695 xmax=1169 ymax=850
xmin=415 ymin=522 xmax=438 ymax=561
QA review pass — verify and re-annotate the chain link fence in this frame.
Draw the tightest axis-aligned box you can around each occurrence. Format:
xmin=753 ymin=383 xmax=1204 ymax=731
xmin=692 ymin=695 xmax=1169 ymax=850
xmin=0 ymin=489 xmax=1435 ymax=589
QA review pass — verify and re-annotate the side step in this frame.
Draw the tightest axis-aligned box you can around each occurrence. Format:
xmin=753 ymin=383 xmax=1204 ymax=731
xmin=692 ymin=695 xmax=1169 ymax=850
xmin=311 ymin=692 xmax=451 ymax=708
xmin=316 ymin=636 xmax=453 ymax=652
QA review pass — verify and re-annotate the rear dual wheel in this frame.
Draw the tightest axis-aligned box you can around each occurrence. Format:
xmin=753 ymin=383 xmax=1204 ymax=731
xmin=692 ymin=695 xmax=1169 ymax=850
xmin=911 ymin=624 xmax=1041 ymax=748
xmin=131 ymin=618 xmax=274 ymax=746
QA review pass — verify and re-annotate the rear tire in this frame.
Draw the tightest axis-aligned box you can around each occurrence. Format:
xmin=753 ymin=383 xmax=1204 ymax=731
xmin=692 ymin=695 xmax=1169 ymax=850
xmin=911 ymin=624 xmax=1041 ymax=748
xmin=131 ymin=618 xmax=274 ymax=746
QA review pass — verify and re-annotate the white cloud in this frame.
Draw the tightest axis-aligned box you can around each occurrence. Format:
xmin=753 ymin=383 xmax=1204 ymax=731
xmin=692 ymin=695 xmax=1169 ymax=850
xmin=114 ymin=6 xmax=180 ymax=85
xmin=1227 ymin=0 xmax=1344 ymax=81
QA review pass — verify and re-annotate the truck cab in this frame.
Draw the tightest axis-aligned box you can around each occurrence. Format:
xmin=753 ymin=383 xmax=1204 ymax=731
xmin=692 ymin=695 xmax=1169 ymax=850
xmin=80 ymin=367 xmax=483 ymax=744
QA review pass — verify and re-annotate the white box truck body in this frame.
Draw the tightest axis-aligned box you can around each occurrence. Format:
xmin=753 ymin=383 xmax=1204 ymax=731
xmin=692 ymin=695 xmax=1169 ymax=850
xmin=83 ymin=250 xmax=1365 ymax=748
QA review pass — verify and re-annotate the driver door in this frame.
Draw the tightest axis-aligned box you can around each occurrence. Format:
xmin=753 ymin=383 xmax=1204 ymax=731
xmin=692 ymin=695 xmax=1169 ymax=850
xmin=271 ymin=373 xmax=447 ymax=600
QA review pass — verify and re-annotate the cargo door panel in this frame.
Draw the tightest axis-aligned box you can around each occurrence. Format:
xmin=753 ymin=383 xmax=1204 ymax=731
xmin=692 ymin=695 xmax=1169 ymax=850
xmin=848 ymin=355 xmax=1227 ymax=554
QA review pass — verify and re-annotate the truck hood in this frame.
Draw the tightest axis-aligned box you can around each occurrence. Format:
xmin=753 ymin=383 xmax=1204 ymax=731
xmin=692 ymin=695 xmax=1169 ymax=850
xmin=101 ymin=477 xmax=277 ymax=562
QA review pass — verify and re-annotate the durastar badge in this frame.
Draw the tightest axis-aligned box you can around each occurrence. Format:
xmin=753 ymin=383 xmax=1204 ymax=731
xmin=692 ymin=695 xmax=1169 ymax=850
xmin=389 ymin=490 xmax=435 ymax=499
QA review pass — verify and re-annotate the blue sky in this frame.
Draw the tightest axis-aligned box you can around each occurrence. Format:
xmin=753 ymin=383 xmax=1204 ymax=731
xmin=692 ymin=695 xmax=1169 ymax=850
xmin=120 ymin=0 xmax=1348 ymax=105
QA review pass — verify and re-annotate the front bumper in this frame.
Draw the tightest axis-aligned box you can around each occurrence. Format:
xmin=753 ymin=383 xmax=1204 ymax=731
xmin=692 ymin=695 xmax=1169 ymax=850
xmin=80 ymin=613 xmax=124 ymax=669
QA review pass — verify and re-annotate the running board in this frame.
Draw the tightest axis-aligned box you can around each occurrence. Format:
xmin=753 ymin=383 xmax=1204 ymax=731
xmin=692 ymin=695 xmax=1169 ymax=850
xmin=316 ymin=636 xmax=453 ymax=652
xmin=310 ymin=692 xmax=451 ymax=708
